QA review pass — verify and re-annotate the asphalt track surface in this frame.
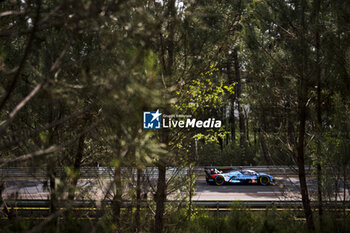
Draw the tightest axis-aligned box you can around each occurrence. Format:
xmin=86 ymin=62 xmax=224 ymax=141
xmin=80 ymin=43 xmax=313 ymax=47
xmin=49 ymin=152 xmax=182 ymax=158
xmin=4 ymin=175 xmax=347 ymax=201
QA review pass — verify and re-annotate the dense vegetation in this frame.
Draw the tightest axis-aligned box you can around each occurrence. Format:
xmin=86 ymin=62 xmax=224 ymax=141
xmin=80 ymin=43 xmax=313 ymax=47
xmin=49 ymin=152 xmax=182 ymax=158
xmin=2 ymin=205 xmax=350 ymax=233
xmin=0 ymin=0 xmax=349 ymax=232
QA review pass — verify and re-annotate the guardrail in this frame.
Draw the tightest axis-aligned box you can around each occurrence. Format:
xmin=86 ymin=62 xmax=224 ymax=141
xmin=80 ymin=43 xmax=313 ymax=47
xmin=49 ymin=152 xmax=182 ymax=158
xmin=2 ymin=200 xmax=350 ymax=217
xmin=0 ymin=166 xmax=318 ymax=179
xmin=5 ymin=200 xmax=349 ymax=208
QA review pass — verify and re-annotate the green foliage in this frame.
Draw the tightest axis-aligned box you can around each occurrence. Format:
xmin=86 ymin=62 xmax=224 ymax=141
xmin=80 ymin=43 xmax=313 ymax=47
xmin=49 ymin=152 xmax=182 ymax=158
xmin=1 ymin=0 xmax=350 ymax=231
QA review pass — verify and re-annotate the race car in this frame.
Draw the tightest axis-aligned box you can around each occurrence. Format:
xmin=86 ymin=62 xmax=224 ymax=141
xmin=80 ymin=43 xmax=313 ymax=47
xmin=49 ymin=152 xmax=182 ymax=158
xmin=204 ymin=167 xmax=276 ymax=186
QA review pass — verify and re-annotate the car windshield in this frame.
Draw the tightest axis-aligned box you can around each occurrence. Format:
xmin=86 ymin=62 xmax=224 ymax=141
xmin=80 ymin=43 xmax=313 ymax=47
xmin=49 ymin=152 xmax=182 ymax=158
xmin=241 ymin=170 xmax=256 ymax=176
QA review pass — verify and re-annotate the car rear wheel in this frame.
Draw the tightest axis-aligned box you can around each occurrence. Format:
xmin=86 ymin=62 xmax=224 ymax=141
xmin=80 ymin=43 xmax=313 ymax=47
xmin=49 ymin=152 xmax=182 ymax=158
xmin=215 ymin=175 xmax=225 ymax=186
xmin=259 ymin=176 xmax=270 ymax=186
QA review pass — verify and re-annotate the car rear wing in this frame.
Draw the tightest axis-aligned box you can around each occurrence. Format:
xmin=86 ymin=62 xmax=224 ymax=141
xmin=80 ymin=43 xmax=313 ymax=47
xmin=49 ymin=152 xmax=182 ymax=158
xmin=204 ymin=167 xmax=234 ymax=175
xmin=204 ymin=167 xmax=215 ymax=177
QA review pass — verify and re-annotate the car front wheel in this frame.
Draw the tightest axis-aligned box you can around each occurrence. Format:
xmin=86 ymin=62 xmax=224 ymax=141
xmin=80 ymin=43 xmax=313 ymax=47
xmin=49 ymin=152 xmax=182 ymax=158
xmin=259 ymin=176 xmax=270 ymax=185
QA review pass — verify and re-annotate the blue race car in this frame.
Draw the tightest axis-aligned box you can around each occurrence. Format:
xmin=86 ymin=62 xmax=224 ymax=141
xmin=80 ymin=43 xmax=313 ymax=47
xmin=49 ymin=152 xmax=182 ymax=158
xmin=204 ymin=167 xmax=276 ymax=186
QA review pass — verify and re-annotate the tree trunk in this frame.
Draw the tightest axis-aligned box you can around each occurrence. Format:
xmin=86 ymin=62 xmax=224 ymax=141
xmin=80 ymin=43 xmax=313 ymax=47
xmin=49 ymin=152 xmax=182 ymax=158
xmin=246 ymin=111 xmax=249 ymax=144
xmin=297 ymin=1 xmax=315 ymax=229
xmin=154 ymin=164 xmax=166 ymax=233
xmin=187 ymin=165 xmax=194 ymax=220
xmin=297 ymin=102 xmax=315 ymax=231
xmin=48 ymin=133 xmax=57 ymax=213
xmin=68 ymin=134 xmax=85 ymax=200
xmin=0 ymin=181 xmax=9 ymax=218
xmin=231 ymin=105 xmax=236 ymax=143
xmin=254 ymin=128 xmax=257 ymax=147
xmin=48 ymin=165 xmax=57 ymax=213
xmin=233 ymin=49 xmax=247 ymax=165
xmin=47 ymin=94 xmax=61 ymax=214
xmin=287 ymin=113 xmax=297 ymax=165
xmin=343 ymin=164 xmax=347 ymax=220
xmin=259 ymin=128 xmax=272 ymax=165
xmin=314 ymin=0 xmax=323 ymax=224
xmin=135 ymin=168 xmax=141 ymax=233
xmin=227 ymin=51 xmax=236 ymax=144
xmin=112 ymin=165 xmax=122 ymax=232
xmin=154 ymin=0 xmax=175 ymax=232
xmin=315 ymin=35 xmax=323 ymax=226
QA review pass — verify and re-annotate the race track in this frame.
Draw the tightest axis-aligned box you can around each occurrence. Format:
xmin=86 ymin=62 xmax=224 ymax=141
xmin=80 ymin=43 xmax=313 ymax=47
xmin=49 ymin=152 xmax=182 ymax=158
xmin=3 ymin=175 xmax=344 ymax=201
